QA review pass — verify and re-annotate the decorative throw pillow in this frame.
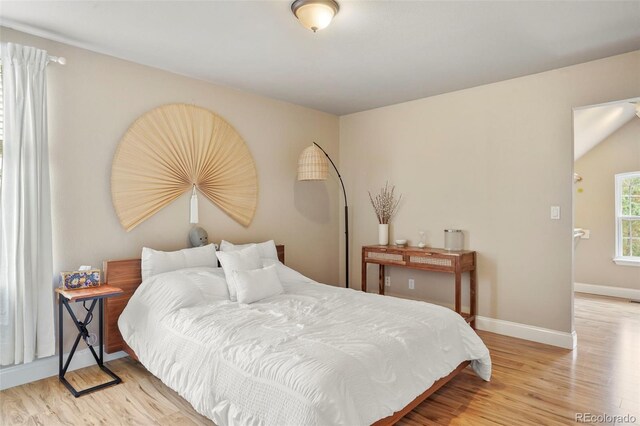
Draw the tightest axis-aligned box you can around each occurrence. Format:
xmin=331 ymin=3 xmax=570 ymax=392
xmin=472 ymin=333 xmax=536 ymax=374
xmin=233 ymin=264 xmax=284 ymax=304
xmin=216 ymin=245 xmax=263 ymax=301
xmin=219 ymin=239 xmax=279 ymax=261
xmin=141 ymin=244 xmax=218 ymax=281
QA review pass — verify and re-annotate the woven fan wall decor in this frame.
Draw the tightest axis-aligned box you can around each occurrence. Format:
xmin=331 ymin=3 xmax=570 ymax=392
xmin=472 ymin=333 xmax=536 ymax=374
xmin=111 ymin=104 xmax=258 ymax=231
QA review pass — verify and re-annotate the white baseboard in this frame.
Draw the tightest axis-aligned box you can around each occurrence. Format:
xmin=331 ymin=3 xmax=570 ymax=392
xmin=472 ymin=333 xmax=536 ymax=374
xmin=574 ymin=282 xmax=640 ymax=300
xmin=476 ymin=316 xmax=577 ymax=350
xmin=0 ymin=348 xmax=128 ymax=391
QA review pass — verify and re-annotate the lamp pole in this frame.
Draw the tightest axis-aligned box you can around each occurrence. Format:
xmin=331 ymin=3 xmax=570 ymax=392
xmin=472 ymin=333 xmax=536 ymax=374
xmin=313 ymin=142 xmax=349 ymax=289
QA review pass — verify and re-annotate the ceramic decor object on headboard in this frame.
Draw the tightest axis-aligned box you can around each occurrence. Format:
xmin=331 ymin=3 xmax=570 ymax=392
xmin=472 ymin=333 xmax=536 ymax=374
xmin=111 ymin=104 xmax=258 ymax=231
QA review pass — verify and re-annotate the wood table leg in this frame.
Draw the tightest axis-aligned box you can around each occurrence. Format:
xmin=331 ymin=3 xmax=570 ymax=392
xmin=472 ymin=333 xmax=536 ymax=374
xmin=361 ymin=249 xmax=367 ymax=293
xmin=379 ymin=265 xmax=385 ymax=295
xmin=454 ymin=260 xmax=462 ymax=315
xmin=470 ymin=253 xmax=477 ymax=329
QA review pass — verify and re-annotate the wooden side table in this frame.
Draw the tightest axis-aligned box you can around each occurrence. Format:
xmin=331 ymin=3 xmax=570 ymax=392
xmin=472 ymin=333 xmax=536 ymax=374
xmin=362 ymin=245 xmax=477 ymax=328
xmin=56 ymin=285 xmax=124 ymax=397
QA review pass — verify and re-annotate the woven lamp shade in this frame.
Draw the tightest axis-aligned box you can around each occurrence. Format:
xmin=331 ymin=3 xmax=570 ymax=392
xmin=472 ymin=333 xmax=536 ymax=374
xmin=111 ymin=104 xmax=257 ymax=231
xmin=297 ymin=145 xmax=328 ymax=181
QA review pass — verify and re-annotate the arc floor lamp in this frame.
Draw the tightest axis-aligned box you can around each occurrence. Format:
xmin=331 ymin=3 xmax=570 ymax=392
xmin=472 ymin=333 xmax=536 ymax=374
xmin=297 ymin=143 xmax=349 ymax=288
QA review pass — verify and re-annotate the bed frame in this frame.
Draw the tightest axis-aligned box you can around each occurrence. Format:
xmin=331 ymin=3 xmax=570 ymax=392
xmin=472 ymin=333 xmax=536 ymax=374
xmin=103 ymin=244 xmax=469 ymax=426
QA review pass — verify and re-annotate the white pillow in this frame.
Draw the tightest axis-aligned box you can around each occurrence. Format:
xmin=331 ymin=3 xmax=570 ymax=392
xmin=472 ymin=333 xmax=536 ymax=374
xmin=139 ymin=267 xmax=229 ymax=314
xmin=233 ymin=264 xmax=284 ymax=304
xmin=141 ymin=244 xmax=218 ymax=281
xmin=216 ymin=245 xmax=262 ymax=301
xmin=219 ymin=240 xmax=279 ymax=261
xmin=180 ymin=267 xmax=230 ymax=301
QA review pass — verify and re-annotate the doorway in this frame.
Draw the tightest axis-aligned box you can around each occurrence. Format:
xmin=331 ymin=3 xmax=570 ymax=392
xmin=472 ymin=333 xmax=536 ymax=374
xmin=571 ymin=97 xmax=640 ymax=324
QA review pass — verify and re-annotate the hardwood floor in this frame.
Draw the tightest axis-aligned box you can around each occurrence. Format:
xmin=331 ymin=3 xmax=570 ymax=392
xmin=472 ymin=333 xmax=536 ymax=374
xmin=1 ymin=294 xmax=638 ymax=425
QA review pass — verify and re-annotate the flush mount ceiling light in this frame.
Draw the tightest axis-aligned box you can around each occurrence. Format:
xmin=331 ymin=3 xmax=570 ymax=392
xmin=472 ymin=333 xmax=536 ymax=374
xmin=291 ymin=0 xmax=339 ymax=32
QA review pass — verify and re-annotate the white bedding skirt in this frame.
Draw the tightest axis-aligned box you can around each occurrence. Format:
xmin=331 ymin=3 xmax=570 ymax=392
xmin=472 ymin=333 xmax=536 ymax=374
xmin=119 ymin=263 xmax=491 ymax=426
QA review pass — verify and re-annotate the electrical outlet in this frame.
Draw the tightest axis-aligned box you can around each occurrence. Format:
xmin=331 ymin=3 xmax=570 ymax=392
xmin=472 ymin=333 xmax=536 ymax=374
xmin=581 ymin=229 xmax=591 ymax=239
xmin=550 ymin=206 xmax=561 ymax=220
xmin=408 ymin=278 xmax=415 ymax=290
xmin=385 ymin=276 xmax=391 ymax=287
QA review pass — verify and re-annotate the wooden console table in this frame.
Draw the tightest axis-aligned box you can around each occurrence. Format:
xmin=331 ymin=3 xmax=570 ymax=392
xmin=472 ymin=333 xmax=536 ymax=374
xmin=361 ymin=245 xmax=477 ymax=328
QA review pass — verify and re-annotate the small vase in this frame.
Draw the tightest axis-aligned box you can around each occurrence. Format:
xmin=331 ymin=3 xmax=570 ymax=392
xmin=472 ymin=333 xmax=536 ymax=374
xmin=378 ymin=224 xmax=389 ymax=245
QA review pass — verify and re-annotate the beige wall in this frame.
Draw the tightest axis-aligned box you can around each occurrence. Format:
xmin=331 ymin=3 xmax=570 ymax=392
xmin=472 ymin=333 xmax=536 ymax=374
xmin=2 ymin=25 xmax=639 ymax=355
xmin=574 ymin=119 xmax=640 ymax=289
xmin=339 ymin=51 xmax=640 ymax=334
xmin=1 ymin=28 xmax=340 ymax=352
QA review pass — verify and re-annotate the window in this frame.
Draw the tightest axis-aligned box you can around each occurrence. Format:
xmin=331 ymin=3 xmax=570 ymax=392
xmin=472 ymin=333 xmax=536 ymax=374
xmin=614 ymin=172 xmax=640 ymax=266
xmin=0 ymin=63 xmax=3 ymax=185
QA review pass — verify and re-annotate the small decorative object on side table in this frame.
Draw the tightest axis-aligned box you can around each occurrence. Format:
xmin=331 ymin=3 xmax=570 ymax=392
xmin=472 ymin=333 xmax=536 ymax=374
xmin=368 ymin=182 xmax=402 ymax=245
xmin=394 ymin=239 xmax=407 ymax=247
xmin=55 ymin=285 xmax=124 ymax=397
xmin=417 ymin=231 xmax=427 ymax=248
xmin=444 ymin=229 xmax=464 ymax=251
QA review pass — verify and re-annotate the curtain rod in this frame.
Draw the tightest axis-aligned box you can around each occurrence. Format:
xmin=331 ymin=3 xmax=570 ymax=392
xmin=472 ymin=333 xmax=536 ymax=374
xmin=0 ymin=56 xmax=66 ymax=65
xmin=0 ymin=43 xmax=65 ymax=64
xmin=47 ymin=55 xmax=66 ymax=65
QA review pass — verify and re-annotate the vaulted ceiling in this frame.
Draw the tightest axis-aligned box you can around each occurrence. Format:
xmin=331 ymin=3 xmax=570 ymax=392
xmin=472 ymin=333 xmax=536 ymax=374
xmin=1 ymin=1 xmax=639 ymax=115
xmin=574 ymin=99 xmax=639 ymax=161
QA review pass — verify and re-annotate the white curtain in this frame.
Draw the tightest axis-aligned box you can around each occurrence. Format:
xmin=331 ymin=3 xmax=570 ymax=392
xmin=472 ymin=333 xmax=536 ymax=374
xmin=0 ymin=43 xmax=55 ymax=365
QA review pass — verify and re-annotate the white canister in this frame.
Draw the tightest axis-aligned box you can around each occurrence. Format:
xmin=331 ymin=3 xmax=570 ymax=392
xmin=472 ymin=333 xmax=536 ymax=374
xmin=444 ymin=229 xmax=464 ymax=251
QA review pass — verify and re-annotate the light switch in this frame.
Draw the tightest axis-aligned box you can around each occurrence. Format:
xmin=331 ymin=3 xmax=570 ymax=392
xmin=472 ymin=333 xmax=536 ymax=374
xmin=550 ymin=206 xmax=560 ymax=220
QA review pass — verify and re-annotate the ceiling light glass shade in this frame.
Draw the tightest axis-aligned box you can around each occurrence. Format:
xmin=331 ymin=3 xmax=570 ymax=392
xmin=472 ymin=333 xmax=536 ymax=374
xmin=297 ymin=145 xmax=328 ymax=180
xmin=636 ymin=103 xmax=640 ymax=118
xmin=291 ymin=0 xmax=339 ymax=32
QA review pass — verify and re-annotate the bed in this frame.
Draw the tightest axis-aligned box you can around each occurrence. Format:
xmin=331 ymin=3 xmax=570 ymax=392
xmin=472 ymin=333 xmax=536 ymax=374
xmin=104 ymin=245 xmax=491 ymax=426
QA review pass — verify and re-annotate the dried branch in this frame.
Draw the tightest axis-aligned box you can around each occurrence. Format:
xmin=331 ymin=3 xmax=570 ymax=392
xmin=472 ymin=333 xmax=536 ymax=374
xmin=368 ymin=181 xmax=402 ymax=224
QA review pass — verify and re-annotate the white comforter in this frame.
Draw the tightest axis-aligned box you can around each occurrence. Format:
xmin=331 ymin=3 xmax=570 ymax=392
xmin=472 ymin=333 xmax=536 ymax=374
xmin=118 ymin=263 xmax=491 ymax=426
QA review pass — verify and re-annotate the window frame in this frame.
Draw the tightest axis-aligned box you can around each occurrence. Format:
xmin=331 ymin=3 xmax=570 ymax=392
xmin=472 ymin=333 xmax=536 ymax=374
xmin=0 ymin=63 xmax=3 ymax=186
xmin=614 ymin=171 xmax=640 ymax=266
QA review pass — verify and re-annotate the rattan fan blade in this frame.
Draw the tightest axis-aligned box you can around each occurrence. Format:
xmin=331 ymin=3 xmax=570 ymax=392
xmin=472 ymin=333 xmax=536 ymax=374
xmin=111 ymin=104 xmax=258 ymax=231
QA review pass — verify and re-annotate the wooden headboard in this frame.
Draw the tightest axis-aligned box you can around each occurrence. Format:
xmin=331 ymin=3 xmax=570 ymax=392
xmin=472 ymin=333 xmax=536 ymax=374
xmin=103 ymin=244 xmax=285 ymax=355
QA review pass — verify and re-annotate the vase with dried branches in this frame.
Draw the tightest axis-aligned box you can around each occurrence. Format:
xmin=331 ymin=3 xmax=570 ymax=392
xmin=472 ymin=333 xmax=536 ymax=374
xmin=368 ymin=182 xmax=402 ymax=245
